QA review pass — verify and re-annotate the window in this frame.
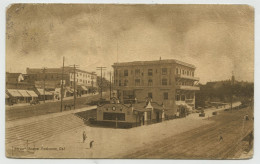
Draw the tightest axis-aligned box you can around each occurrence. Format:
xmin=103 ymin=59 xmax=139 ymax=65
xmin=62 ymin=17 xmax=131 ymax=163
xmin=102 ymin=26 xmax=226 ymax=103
xmin=176 ymin=95 xmax=180 ymax=101
xmin=162 ymin=68 xmax=167 ymax=75
xmin=148 ymin=69 xmax=153 ymax=76
xmin=135 ymin=79 xmax=140 ymax=86
xmin=162 ymin=78 xmax=167 ymax=85
xmin=119 ymin=80 xmax=122 ymax=86
xmin=148 ymin=92 xmax=153 ymax=98
xmin=181 ymin=95 xmax=185 ymax=101
xmin=176 ymin=68 xmax=178 ymax=74
xmin=135 ymin=69 xmax=140 ymax=75
xmin=124 ymin=79 xmax=128 ymax=86
xmin=148 ymin=79 xmax=153 ymax=86
xmin=103 ymin=113 xmax=125 ymax=121
xmin=115 ymin=70 xmax=118 ymax=76
xmin=124 ymin=70 xmax=128 ymax=76
xmin=164 ymin=92 xmax=168 ymax=100
xmin=192 ymin=72 xmax=194 ymax=77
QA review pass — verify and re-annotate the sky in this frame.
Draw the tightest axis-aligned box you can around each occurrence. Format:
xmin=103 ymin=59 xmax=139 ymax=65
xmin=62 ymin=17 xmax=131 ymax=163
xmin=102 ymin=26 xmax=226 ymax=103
xmin=6 ymin=4 xmax=254 ymax=84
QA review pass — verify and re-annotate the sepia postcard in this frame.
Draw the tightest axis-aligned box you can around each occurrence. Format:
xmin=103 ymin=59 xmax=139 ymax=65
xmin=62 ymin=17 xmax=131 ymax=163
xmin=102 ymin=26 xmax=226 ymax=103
xmin=5 ymin=3 xmax=254 ymax=159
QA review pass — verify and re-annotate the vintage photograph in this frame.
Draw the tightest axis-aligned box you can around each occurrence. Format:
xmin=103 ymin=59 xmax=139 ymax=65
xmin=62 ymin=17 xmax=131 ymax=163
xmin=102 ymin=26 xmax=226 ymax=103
xmin=5 ymin=4 xmax=254 ymax=159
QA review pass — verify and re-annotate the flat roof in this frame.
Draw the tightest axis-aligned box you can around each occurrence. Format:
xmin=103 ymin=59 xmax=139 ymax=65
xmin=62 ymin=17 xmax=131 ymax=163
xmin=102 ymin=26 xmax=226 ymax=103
xmin=112 ymin=59 xmax=196 ymax=69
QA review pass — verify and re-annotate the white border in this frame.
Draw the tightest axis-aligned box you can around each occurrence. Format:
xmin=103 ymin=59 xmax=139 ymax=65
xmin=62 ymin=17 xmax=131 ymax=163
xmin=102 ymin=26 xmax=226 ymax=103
xmin=0 ymin=1 xmax=259 ymax=164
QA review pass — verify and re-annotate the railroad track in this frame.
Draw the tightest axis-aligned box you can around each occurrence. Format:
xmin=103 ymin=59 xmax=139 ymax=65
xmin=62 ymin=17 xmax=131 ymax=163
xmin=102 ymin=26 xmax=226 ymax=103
xmin=5 ymin=113 xmax=86 ymax=155
xmin=119 ymin=107 xmax=253 ymax=159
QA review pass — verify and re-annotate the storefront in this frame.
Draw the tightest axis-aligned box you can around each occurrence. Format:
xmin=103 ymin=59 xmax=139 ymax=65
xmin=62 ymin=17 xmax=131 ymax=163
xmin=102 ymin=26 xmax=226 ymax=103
xmin=34 ymin=88 xmax=54 ymax=101
xmin=96 ymin=98 xmax=165 ymax=128
xmin=6 ymin=89 xmax=23 ymax=104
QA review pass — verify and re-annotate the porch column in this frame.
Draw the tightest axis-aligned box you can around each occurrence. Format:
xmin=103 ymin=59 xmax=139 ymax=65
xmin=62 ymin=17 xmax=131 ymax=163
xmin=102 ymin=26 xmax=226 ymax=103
xmin=162 ymin=110 xmax=165 ymax=120
xmin=144 ymin=112 xmax=148 ymax=125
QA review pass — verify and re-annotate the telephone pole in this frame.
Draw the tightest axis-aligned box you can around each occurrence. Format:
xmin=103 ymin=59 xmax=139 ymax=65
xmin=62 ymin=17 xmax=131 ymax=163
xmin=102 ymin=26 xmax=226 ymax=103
xmin=96 ymin=67 xmax=106 ymax=99
xmin=61 ymin=57 xmax=65 ymax=112
xmin=109 ymin=71 xmax=112 ymax=100
xmin=69 ymin=64 xmax=79 ymax=109
xmin=73 ymin=64 xmax=76 ymax=109
xmin=91 ymin=72 xmax=95 ymax=95
xmin=42 ymin=67 xmax=47 ymax=103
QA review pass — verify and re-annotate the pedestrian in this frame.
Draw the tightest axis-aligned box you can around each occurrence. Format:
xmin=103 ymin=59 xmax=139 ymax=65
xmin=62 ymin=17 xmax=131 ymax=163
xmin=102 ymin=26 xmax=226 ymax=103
xmin=90 ymin=140 xmax=94 ymax=148
xmin=83 ymin=131 xmax=87 ymax=143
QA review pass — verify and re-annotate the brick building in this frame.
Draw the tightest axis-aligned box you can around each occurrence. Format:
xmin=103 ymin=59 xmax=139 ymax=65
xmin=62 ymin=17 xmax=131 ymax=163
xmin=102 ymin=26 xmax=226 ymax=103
xmin=112 ymin=59 xmax=200 ymax=116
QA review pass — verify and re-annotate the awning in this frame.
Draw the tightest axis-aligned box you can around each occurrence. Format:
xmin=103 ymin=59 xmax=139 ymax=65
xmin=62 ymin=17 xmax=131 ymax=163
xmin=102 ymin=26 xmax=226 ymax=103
xmin=81 ymin=86 xmax=88 ymax=91
xmin=18 ymin=90 xmax=31 ymax=97
xmin=7 ymin=89 xmax=22 ymax=97
xmin=77 ymin=85 xmax=88 ymax=91
xmin=36 ymin=88 xmax=53 ymax=95
xmin=26 ymin=90 xmax=38 ymax=97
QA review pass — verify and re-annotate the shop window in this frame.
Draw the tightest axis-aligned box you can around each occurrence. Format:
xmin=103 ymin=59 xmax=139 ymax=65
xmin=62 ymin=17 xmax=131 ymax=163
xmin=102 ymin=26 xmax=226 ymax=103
xmin=148 ymin=69 xmax=153 ymax=76
xmin=103 ymin=113 xmax=125 ymax=121
xmin=162 ymin=68 xmax=167 ymax=75
xmin=164 ymin=92 xmax=168 ymax=100
xmin=162 ymin=78 xmax=167 ymax=85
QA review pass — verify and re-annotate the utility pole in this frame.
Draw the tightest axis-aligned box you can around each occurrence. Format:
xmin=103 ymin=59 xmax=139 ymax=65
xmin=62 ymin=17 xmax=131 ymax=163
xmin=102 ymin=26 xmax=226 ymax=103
xmin=74 ymin=64 xmax=76 ymax=109
xmin=42 ymin=67 xmax=47 ymax=103
xmin=61 ymin=56 xmax=65 ymax=112
xmin=96 ymin=67 xmax=106 ymax=99
xmin=91 ymin=72 xmax=95 ymax=95
xmin=109 ymin=71 xmax=112 ymax=100
xmin=69 ymin=64 xmax=79 ymax=109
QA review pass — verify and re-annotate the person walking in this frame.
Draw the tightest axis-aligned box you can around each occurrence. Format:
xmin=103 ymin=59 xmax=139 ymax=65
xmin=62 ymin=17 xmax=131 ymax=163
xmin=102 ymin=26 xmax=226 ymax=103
xmin=83 ymin=131 xmax=87 ymax=143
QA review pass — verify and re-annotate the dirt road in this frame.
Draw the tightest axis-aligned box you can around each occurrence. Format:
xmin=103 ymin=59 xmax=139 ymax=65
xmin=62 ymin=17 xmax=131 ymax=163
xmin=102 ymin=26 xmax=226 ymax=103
xmin=119 ymin=107 xmax=253 ymax=159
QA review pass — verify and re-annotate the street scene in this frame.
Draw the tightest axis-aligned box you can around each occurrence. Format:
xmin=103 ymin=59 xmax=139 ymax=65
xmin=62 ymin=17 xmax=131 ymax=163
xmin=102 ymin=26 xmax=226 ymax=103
xmin=5 ymin=4 xmax=254 ymax=159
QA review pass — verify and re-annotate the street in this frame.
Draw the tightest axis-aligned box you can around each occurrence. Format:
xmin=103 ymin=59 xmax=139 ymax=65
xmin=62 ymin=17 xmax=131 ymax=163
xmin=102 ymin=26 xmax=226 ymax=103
xmin=5 ymin=93 xmax=108 ymax=121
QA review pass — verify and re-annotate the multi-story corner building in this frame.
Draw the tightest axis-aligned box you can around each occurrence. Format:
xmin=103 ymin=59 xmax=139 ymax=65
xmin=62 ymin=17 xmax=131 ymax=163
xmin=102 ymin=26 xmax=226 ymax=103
xmin=26 ymin=67 xmax=97 ymax=94
xmin=112 ymin=59 xmax=200 ymax=115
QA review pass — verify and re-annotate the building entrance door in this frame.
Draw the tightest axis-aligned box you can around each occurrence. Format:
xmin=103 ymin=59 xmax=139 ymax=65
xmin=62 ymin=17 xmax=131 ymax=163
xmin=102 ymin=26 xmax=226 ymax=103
xmin=156 ymin=112 xmax=160 ymax=122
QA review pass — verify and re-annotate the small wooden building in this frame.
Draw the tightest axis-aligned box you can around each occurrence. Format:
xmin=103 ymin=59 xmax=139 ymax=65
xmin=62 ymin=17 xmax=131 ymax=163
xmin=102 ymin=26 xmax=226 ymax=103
xmin=96 ymin=97 xmax=165 ymax=128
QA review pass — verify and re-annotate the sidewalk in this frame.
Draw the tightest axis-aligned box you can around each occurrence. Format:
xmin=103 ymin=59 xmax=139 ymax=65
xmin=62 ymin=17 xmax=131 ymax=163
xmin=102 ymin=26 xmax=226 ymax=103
xmin=188 ymin=101 xmax=241 ymax=120
xmin=5 ymin=93 xmax=99 ymax=109
xmin=6 ymin=105 xmax=97 ymax=129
